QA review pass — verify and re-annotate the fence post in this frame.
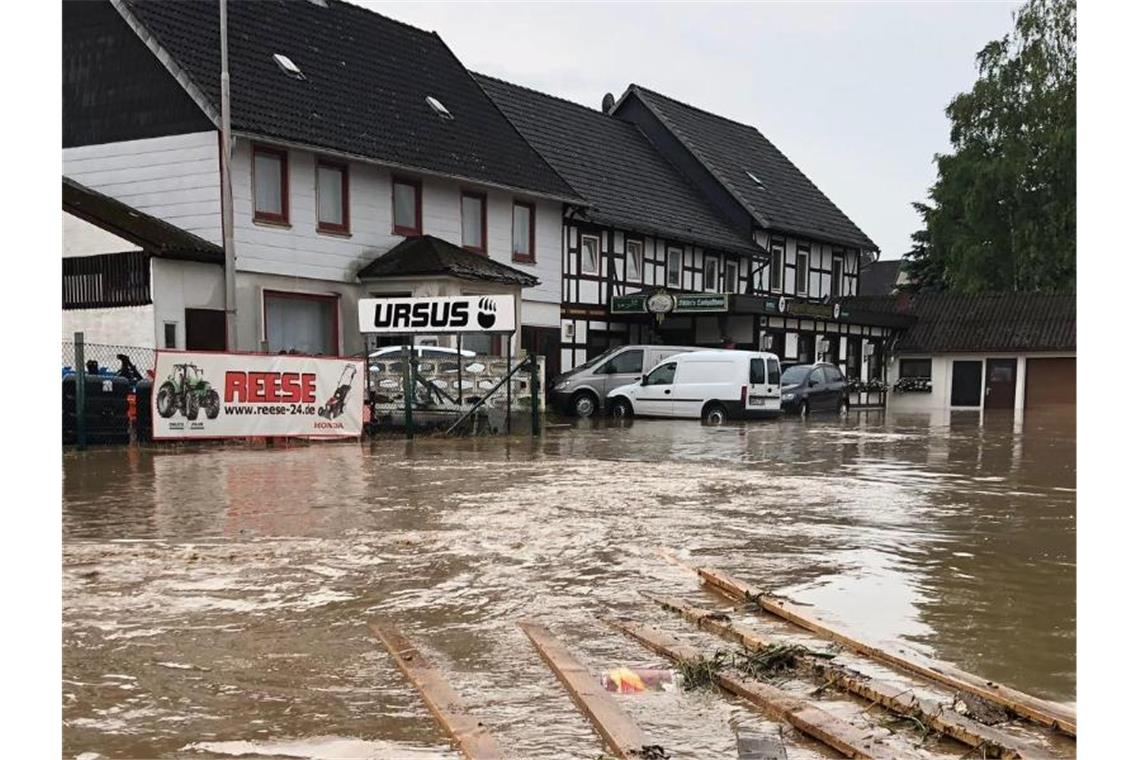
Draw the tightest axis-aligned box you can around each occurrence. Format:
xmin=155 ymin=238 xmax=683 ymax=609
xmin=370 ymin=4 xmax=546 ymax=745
xmin=529 ymin=351 xmax=540 ymax=437
xmin=505 ymin=337 xmax=512 ymax=435
xmin=74 ymin=332 xmax=87 ymax=451
xmin=403 ymin=342 xmax=414 ymax=440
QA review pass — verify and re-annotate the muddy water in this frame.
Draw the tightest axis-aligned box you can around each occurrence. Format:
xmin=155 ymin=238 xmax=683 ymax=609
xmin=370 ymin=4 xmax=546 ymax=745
xmin=63 ymin=408 xmax=1076 ymax=759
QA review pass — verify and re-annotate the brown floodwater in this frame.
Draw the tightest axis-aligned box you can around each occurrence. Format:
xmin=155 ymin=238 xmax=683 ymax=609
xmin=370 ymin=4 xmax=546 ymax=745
xmin=62 ymin=408 xmax=1076 ymax=759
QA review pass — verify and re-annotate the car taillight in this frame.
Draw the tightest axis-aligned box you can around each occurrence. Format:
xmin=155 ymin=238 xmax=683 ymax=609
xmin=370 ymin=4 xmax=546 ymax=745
xmin=740 ymin=385 xmax=747 ymax=404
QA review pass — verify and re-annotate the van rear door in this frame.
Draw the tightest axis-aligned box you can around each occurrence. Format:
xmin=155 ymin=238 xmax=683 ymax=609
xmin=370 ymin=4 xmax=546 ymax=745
xmin=746 ymin=356 xmax=780 ymax=413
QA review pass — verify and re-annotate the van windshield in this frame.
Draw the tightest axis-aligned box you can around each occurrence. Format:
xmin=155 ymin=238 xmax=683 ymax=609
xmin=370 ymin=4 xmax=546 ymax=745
xmin=780 ymin=365 xmax=812 ymax=386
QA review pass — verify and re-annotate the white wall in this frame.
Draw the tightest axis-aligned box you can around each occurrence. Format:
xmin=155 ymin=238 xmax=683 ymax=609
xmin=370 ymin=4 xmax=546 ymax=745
xmin=63 ymin=305 xmax=155 ymax=348
xmin=885 ymin=352 xmax=1075 ymax=414
xmin=229 ymin=139 xmax=562 ymax=323
xmin=62 ymin=132 xmax=222 ymax=244
xmin=151 ymin=258 xmax=225 ymax=348
xmin=63 ymin=213 xmax=141 ymax=257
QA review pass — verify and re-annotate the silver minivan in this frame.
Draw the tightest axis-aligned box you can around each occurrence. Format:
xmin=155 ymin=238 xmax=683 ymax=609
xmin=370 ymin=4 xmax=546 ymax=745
xmin=549 ymin=345 xmax=698 ymax=417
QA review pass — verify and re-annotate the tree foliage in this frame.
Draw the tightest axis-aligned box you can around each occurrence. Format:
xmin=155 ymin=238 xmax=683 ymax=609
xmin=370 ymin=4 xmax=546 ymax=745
xmin=903 ymin=0 xmax=1075 ymax=294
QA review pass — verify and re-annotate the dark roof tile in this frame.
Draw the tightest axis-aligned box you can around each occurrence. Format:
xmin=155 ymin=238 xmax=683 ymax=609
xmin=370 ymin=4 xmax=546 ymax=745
xmin=356 ymin=235 xmax=539 ymax=287
xmin=843 ymin=293 xmax=1075 ymax=353
xmin=474 ymin=74 xmax=760 ymax=258
xmin=626 ymin=85 xmax=877 ymax=251
xmin=120 ymin=0 xmax=578 ymax=201
xmin=63 ymin=176 xmax=222 ymax=262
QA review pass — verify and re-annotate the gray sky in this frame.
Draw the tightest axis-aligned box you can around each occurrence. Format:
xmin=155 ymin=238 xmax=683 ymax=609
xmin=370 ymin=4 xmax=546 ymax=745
xmin=371 ymin=1 xmax=1020 ymax=259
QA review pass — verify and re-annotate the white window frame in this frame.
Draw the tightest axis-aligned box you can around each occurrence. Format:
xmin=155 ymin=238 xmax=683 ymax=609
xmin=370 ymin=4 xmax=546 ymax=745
xmin=580 ymin=234 xmax=600 ymax=276
xmin=667 ymin=247 xmax=682 ymax=287
xmin=796 ymin=250 xmax=809 ymax=296
xmin=723 ymin=259 xmax=738 ymax=294
xmin=770 ymin=249 xmax=783 ymax=292
xmin=626 ymin=239 xmax=644 ymax=283
xmin=703 ymin=256 xmax=718 ymax=292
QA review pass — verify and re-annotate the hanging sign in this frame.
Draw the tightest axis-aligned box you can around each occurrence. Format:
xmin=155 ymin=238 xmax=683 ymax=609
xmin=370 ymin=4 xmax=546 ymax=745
xmin=358 ymin=294 xmax=516 ymax=334
xmin=152 ymin=351 xmax=365 ymax=439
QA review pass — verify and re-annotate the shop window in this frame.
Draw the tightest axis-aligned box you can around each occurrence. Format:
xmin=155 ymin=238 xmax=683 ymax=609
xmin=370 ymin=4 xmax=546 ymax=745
xmin=316 ymin=159 xmax=349 ymax=234
xmin=392 ymin=177 xmax=421 ymax=235
xmin=831 ymin=257 xmax=843 ymax=297
xmin=667 ymin=247 xmax=682 ymax=287
xmin=252 ymin=145 xmax=288 ymax=224
xmin=627 ymin=240 xmax=644 ymax=282
xmin=796 ymin=249 xmax=809 ymax=295
xmin=899 ymin=358 xmax=932 ymax=378
xmin=461 ymin=191 xmax=486 ymax=252
xmin=703 ymin=256 xmax=717 ymax=291
xmin=263 ymin=290 xmax=338 ymax=355
xmin=580 ymin=235 xmax=600 ymax=275
xmin=512 ymin=201 xmax=535 ymax=262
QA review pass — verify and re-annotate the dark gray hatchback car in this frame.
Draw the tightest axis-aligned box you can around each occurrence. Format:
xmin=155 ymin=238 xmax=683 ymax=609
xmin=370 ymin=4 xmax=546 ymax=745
xmin=780 ymin=363 xmax=849 ymax=416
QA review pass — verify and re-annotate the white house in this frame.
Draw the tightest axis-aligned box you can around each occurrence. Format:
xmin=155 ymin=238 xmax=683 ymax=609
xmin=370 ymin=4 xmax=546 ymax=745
xmin=62 ymin=0 xmax=580 ymax=366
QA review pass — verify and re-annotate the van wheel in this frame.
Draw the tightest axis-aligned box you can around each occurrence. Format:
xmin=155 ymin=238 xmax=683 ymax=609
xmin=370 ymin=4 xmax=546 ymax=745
xmin=571 ymin=391 xmax=598 ymax=418
xmin=702 ymin=402 xmax=728 ymax=425
xmin=610 ymin=397 xmax=633 ymax=420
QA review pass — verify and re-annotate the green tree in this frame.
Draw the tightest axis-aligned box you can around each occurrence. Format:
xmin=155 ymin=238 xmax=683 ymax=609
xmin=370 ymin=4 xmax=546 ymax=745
xmin=902 ymin=0 xmax=1075 ymax=294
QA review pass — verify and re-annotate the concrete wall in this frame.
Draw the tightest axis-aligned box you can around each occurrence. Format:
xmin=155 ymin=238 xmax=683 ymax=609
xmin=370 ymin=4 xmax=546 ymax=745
xmin=151 ymin=258 xmax=225 ymax=349
xmin=63 ymin=305 xmax=156 ymax=348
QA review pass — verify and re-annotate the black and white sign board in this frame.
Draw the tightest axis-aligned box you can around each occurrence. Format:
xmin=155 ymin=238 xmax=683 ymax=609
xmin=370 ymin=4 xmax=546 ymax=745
xmin=358 ymin=294 xmax=516 ymax=335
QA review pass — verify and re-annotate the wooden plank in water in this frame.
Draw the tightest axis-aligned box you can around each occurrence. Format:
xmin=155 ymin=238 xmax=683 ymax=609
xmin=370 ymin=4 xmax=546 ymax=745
xmin=697 ymin=567 xmax=1077 ymax=738
xmin=370 ymin=623 xmax=503 ymax=760
xmin=607 ymin=618 xmax=898 ymax=760
xmin=648 ymin=594 xmax=1042 ymax=760
xmin=518 ymin=621 xmax=661 ymax=760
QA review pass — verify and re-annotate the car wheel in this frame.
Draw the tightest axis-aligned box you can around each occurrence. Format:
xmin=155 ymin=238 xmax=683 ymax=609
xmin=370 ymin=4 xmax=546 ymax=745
xmin=799 ymin=399 xmax=810 ymax=418
xmin=610 ymin=397 xmax=633 ymax=420
xmin=702 ymin=402 xmax=728 ymax=425
xmin=571 ymin=391 xmax=597 ymax=418
xmin=837 ymin=396 xmax=848 ymax=416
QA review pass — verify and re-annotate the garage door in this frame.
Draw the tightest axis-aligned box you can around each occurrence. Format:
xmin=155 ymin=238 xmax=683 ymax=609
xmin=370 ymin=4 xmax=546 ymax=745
xmin=1025 ymin=358 xmax=1075 ymax=409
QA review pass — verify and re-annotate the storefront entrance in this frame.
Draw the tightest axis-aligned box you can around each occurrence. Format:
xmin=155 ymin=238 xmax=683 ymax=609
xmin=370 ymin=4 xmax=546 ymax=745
xmin=951 ymin=360 xmax=983 ymax=407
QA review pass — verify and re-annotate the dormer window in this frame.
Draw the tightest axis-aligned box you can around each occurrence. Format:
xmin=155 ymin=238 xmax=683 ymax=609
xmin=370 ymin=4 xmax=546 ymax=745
xmin=273 ymin=54 xmax=305 ymax=80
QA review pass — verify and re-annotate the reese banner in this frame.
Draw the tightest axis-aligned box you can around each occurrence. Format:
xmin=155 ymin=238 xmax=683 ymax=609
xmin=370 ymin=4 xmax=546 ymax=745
xmin=151 ymin=351 xmax=365 ymax=439
xmin=358 ymin=294 xmax=516 ymax=335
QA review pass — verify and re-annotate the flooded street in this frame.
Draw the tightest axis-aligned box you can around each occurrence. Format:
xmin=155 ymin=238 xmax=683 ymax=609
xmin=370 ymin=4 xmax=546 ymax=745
xmin=62 ymin=409 xmax=1076 ymax=759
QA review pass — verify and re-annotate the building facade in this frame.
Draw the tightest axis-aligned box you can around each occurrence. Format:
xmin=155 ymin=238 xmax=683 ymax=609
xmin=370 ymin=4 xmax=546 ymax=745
xmin=62 ymin=0 xmax=579 ymax=362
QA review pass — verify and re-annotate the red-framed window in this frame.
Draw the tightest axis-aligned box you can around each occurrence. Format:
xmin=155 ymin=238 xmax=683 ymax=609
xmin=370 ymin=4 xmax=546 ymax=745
xmin=392 ymin=175 xmax=422 ymax=236
xmin=252 ymin=144 xmax=289 ymax=224
xmin=461 ymin=190 xmax=487 ymax=254
xmin=316 ymin=158 xmax=350 ymax=234
xmin=262 ymin=289 xmax=340 ymax=356
xmin=511 ymin=200 xmax=536 ymax=263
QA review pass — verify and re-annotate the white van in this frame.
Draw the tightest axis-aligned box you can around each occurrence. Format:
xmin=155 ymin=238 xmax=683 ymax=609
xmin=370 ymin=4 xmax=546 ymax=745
xmin=606 ymin=350 xmax=782 ymax=424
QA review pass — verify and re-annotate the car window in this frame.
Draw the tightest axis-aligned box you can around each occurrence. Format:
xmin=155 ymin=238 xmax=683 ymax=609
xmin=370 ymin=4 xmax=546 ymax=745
xmin=781 ymin=365 xmax=811 ymax=385
xmin=749 ymin=359 xmax=765 ymax=384
xmin=767 ymin=359 xmax=780 ymax=385
xmin=645 ymin=362 xmax=676 ymax=385
xmin=809 ymin=368 xmax=826 ymax=386
xmin=597 ymin=349 xmax=643 ymax=375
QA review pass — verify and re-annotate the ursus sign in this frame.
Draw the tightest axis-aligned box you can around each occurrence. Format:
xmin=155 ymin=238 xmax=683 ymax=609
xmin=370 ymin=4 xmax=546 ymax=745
xmin=358 ymin=295 xmax=516 ymax=334
xmin=151 ymin=351 xmax=364 ymax=439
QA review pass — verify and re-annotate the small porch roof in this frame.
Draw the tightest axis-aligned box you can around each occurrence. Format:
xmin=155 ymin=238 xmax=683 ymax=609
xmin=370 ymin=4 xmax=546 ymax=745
xmin=356 ymin=235 xmax=539 ymax=288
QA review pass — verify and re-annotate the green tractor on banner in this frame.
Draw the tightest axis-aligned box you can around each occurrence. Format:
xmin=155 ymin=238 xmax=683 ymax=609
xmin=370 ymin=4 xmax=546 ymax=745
xmin=156 ymin=363 xmax=221 ymax=421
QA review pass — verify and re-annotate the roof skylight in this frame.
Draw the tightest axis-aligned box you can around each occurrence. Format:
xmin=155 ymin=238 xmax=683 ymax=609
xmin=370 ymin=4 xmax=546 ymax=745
xmin=426 ymin=95 xmax=453 ymax=120
xmin=273 ymin=54 xmax=305 ymax=80
xmin=745 ymin=170 xmax=766 ymax=189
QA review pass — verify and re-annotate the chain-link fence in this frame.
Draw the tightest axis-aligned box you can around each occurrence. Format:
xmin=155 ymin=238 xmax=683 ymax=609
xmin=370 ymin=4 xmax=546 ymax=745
xmin=366 ymin=349 xmax=545 ymax=434
xmin=62 ymin=340 xmax=155 ymax=380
